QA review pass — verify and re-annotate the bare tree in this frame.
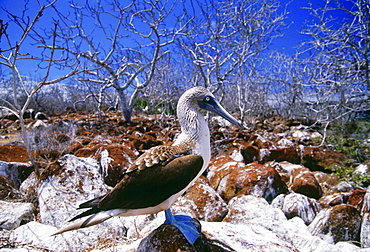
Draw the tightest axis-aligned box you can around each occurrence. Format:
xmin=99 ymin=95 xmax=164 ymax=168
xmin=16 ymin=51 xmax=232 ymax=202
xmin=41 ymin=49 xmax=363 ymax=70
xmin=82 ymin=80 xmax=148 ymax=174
xmin=177 ymin=0 xmax=287 ymax=122
xmin=47 ymin=0 xmax=190 ymax=122
xmin=299 ymin=0 xmax=370 ymax=126
xmin=0 ymin=1 xmax=84 ymax=175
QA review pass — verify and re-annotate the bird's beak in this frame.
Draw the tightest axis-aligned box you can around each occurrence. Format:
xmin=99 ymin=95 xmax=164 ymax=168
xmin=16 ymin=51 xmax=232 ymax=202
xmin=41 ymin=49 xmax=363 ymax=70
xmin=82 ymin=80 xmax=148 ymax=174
xmin=198 ymin=98 xmax=243 ymax=128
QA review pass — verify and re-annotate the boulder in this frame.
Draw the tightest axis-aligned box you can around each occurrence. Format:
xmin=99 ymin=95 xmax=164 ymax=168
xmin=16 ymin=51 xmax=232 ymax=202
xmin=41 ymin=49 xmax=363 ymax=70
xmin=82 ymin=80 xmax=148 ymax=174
xmin=74 ymin=143 xmax=137 ymax=187
xmin=290 ymin=169 xmax=323 ymax=199
xmin=208 ymin=157 xmax=288 ymax=203
xmin=355 ymin=161 xmax=370 ymax=175
xmin=0 ymin=201 xmax=34 ymax=230
xmin=271 ymin=193 xmax=322 ymax=225
xmin=0 ymin=145 xmax=30 ymax=163
xmin=201 ymin=221 xmax=298 ymax=252
xmin=319 ymin=193 xmax=350 ymax=208
xmin=38 ymin=154 xmax=108 ymax=227
xmin=0 ymin=175 xmax=21 ymax=200
xmin=308 ymin=204 xmax=362 ymax=244
xmin=260 ymin=146 xmax=301 ymax=164
xmin=223 ymin=195 xmax=287 ymax=226
xmin=172 ymin=176 xmax=228 ymax=222
xmin=240 ymin=144 xmax=260 ymax=164
xmin=137 ymin=220 xmax=233 ymax=252
xmin=301 ymin=146 xmax=347 ymax=171
xmin=361 ymin=213 xmax=370 ymax=248
xmin=9 ymin=221 xmax=124 ymax=252
xmin=347 ymin=190 xmax=366 ymax=213
xmin=0 ymin=161 xmax=33 ymax=186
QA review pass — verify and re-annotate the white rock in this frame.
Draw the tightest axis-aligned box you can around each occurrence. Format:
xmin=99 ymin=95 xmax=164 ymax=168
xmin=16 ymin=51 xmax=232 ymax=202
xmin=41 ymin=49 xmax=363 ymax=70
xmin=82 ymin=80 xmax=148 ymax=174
xmin=361 ymin=213 xmax=370 ymax=248
xmin=278 ymin=161 xmax=307 ymax=175
xmin=202 ymin=221 xmax=296 ymax=251
xmin=8 ymin=221 xmax=120 ymax=252
xmin=0 ymin=161 xmax=32 ymax=186
xmin=292 ymin=130 xmax=311 ymax=140
xmin=38 ymin=154 xmax=108 ymax=227
xmin=356 ymin=162 xmax=370 ymax=175
xmin=277 ymin=138 xmax=295 ymax=148
xmin=224 ymin=195 xmax=287 ymax=227
xmin=309 ymin=205 xmax=361 ymax=245
xmin=0 ymin=201 xmax=34 ymax=230
xmin=276 ymin=193 xmax=322 ymax=225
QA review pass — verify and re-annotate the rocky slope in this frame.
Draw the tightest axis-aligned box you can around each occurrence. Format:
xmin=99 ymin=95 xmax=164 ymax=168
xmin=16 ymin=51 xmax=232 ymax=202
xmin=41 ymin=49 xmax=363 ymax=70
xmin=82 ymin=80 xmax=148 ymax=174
xmin=0 ymin=112 xmax=369 ymax=251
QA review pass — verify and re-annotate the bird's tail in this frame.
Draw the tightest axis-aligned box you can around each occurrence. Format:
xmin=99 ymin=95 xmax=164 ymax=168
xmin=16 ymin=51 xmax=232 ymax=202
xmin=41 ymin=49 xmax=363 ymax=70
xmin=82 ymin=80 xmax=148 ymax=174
xmin=52 ymin=211 xmax=113 ymax=235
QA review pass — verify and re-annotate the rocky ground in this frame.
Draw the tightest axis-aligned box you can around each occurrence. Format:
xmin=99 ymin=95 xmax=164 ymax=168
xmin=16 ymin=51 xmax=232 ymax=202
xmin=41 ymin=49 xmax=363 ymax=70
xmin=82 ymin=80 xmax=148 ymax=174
xmin=0 ymin=111 xmax=370 ymax=251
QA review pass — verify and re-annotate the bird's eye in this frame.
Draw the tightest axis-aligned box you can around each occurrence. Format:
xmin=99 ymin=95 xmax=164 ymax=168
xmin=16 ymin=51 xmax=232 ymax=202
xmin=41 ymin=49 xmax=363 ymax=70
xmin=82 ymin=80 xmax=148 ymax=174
xmin=205 ymin=96 xmax=211 ymax=102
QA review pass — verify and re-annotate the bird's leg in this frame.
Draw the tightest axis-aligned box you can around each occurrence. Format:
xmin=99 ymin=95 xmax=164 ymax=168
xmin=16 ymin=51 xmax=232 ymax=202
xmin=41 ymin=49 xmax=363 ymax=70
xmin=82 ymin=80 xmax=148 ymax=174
xmin=164 ymin=208 xmax=200 ymax=244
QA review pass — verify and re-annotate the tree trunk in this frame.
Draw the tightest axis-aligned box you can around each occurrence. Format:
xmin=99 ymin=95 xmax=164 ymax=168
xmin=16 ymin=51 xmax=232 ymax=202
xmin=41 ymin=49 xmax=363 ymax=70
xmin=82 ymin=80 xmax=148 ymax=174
xmin=117 ymin=88 xmax=132 ymax=123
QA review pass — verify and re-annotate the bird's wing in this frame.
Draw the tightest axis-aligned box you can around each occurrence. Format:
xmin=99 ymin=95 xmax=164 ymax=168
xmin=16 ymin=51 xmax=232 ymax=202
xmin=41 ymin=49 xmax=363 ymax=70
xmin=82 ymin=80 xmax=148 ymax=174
xmin=127 ymin=144 xmax=192 ymax=172
xmin=99 ymin=154 xmax=203 ymax=210
xmin=70 ymin=154 xmax=203 ymax=222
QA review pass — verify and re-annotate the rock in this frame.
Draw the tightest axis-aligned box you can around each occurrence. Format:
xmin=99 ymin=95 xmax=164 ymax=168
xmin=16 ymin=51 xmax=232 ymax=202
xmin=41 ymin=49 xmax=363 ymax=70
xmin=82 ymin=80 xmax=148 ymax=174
xmin=260 ymin=146 xmax=301 ymax=164
xmin=0 ymin=161 xmax=33 ymax=186
xmin=329 ymin=181 xmax=355 ymax=193
xmin=172 ymin=176 xmax=228 ymax=222
xmin=0 ymin=175 xmax=21 ymax=200
xmin=208 ymin=157 xmax=288 ymax=203
xmin=240 ymin=144 xmax=260 ymax=164
xmin=137 ymin=220 xmax=232 ymax=252
xmin=361 ymin=213 xmax=370 ymax=248
xmin=9 ymin=221 xmax=100 ymax=252
xmin=0 ymin=201 xmax=34 ymax=230
xmin=290 ymin=170 xmax=323 ymax=199
xmin=74 ymin=143 xmax=137 ymax=187
xmin=0 ymin=145 xmax=30 ymax=163
xmin=98 ymin=144 xmax=137 ymax=186
xmin=223 ymin=195 xmax=287 ymax=226
xmin=38 ymin=154 xmax=108 ymax=227
xmin=272 ymin=193 xmax=321 ymax=225
xmin=355 ymin=161 xmax=370 ymax=175
xmin=308 ymin=204 xmax=362 ymax=244
xmin=313 ymin=172 xmax=342 ymax=194
xmin=362 ymin=187 xmax=370 ymax=215
xmin=319 ymin=193 xmax=350 ymax=208
xmin=291 ymin=129 xmax=311 ymax=143
xmin=301 ymin=146 xmax=347 ymax=171
xmin=19 ymin=171 xmax=39 ymax=201
xmin=202 ymin=221 xmax=298 ymax=252
xmin=347 ymin=190 xmax=366 ymax=213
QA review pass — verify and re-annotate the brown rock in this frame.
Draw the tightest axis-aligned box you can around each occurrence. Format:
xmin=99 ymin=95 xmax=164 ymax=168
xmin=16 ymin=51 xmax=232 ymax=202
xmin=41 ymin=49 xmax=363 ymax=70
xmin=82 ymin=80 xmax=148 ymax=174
xmin=0 ymin=175 xmax=20 ymax=200
xmin=347 ymin=190 xmax=366 ymax=213
xmin=301 ymin=146 xmax=347 ymax=171
xmin=0 ymin=145 xmax=30 ymax=163
xmin=175 ymin=176 xmax=228 ymax=222
xmin=129 ymin=132 xmax=162 ymax=150
xmin=208 ymin=157 xmax=288 ymax=203
xmin=261 ymin=146 xmax=301 ymax=164
xmin=69 ymin=141 xmax=83 ymax=153
xmin=75 ymin=143 xmax=138 ymax=186
xmin=241 ymin=145 xmax=260 ymax=164
xmin=318 ymin=193 xmax=350 ymax=208
xmin=291 ymin=170 xmax=323 ymax=199
xmin=309 ymin=204 xmax=361 ymax=244
xmin=137 ymin=221 xmax=233 ymax=252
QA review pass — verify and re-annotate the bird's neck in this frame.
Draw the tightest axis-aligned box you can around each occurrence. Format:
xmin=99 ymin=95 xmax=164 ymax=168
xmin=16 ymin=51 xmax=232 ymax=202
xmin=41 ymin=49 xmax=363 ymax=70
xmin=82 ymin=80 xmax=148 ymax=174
xmin=175 ymin=104 xmax=210 ymax=162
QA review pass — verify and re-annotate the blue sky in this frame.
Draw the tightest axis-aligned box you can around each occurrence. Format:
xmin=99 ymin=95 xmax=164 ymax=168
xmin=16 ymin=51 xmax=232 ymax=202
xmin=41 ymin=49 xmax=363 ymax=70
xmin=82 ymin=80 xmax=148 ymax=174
xmin=0 ymin=0 xmax=353 ymax=77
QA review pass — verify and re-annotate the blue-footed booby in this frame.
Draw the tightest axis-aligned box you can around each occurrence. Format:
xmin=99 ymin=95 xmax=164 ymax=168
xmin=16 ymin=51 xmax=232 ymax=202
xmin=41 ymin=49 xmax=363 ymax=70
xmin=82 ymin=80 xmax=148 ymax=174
xmin=53 ymin=86 xmax=241 ymax=244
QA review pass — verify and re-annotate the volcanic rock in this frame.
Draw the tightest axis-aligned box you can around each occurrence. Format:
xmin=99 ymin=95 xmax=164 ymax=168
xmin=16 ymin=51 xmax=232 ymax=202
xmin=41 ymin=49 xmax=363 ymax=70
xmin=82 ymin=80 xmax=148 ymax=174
xmin=290 ymin=169 xmax=323 ymax=199
xmin=208 ymin=157 xmax=288 ymax=203
xmin=309 ymin=204 xmax=362 ymax=244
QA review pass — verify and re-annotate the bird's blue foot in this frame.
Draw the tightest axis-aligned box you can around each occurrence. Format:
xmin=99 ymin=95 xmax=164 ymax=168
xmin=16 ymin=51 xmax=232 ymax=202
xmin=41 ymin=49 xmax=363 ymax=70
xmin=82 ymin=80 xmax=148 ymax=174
xmin=164 ymin=209 xmax=200 ymax=244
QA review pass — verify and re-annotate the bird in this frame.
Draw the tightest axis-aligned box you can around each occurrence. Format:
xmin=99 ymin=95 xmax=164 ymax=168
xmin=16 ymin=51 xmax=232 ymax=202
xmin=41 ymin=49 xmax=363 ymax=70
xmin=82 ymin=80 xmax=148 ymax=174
xmin=53 ymin=86 xmax=241 ymax=244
